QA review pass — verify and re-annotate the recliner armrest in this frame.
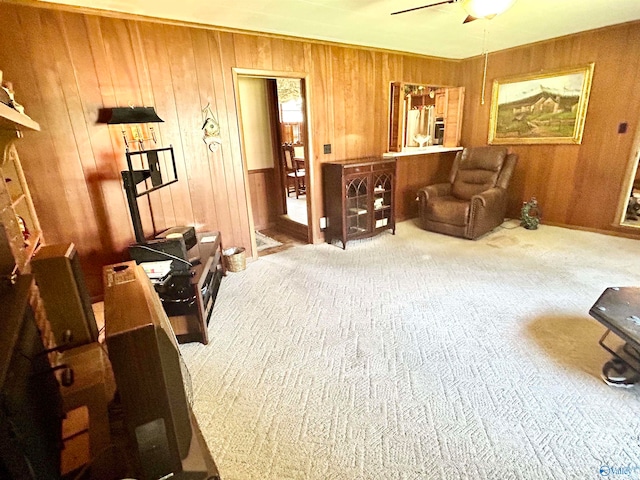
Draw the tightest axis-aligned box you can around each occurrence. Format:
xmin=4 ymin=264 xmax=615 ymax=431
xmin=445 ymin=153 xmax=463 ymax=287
xmin=467 ymin=187 xmax=509 ymax=239
xmin=416 ymin=183 xmax=451 ymax=202
xmin=470 ymin=187 xmax=506 ymax=208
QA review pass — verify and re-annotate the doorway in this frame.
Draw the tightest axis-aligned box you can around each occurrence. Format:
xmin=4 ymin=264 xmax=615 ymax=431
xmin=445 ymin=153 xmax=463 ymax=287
xmin=616 ymin=121 xmax=640 ymax=229
xmin=235 ymin=70 xmax=312 ymax=257
xmin=275 ymin=78 xmax=308 ymax=227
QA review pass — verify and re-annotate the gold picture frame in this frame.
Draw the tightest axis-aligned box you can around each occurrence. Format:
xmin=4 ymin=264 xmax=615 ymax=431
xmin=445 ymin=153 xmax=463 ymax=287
xmin=488 ymin=63 xmax=595 ymax=145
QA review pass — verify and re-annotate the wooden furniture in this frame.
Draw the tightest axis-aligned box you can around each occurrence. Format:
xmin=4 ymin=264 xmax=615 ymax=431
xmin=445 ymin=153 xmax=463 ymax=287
xmin=153 ymin=231 xmax=225 ymax=345
xmin=58 ymin=342 xmax=116 ymax=479
xmin=0 ymin=275 xmax=64 ymax=479
xmin=435 ymin=89 xmax=447 ymax=117
xmin=323 ymin=157 xmax=396 ymax=249
xmin=590 ymin=287 xmax=640 ymax=387
xmin=0 ymin=104 xmax=79 ymax=477
xmin=0 ymin=102 xmax=41 ymax=275
xmin=282 ymin=143 xmax=305 ymax=198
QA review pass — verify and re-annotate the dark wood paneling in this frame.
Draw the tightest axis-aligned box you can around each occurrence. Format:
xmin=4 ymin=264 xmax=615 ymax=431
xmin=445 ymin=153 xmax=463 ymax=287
xmin=460 ymin=22 xmax=640 ymax=238
xmin=248 ymin=168 xmax=278 ymax=231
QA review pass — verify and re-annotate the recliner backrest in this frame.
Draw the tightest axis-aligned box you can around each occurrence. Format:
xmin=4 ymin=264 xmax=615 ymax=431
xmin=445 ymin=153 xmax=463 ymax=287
xmin=450 ymin=146 xmax=508 ymax=200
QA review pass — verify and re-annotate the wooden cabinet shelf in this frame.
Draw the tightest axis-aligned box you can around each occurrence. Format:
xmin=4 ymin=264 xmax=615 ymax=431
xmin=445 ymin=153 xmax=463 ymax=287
xmin=323 ymin=158 xmax=396 ymax=249
xmin=146 ymin=231 xmax=225 ymax=345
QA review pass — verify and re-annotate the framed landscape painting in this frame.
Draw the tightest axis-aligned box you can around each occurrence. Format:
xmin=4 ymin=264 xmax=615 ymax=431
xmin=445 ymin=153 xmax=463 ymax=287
xmin=488 ymin=63 xmax=595 ymax=145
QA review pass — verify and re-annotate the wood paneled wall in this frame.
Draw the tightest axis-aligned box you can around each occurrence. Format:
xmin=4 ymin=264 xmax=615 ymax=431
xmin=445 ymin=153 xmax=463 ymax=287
xmin=459 ymin=22 xmax=640 ymax=237
xmin=0 ymin=3 xmax=460 ymax=295
xmin=3 ymin=4 xmax=637 ymax=296
xmin=395 ymin=152 xmax=458 ymax=221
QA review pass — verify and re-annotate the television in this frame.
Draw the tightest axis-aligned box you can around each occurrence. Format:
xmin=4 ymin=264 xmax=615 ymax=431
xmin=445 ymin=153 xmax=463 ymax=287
xmin=103 ymin=261 xmax=220 ymax=480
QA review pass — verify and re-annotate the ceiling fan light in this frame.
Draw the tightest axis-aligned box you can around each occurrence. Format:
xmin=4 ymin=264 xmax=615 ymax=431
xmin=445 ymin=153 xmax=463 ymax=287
xmin=461 ymin=0 xmax=516 ymax=19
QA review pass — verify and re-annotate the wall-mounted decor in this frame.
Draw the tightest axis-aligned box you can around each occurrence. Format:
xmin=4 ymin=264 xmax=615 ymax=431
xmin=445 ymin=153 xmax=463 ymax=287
xmin=488 ymin=63 xmax=594 ymax=145
xmin=202 ymin=104 xmax=222 ymax=152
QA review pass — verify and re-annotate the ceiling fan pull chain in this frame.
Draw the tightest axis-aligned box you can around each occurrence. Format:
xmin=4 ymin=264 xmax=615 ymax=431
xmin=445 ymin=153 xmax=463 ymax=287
xmin=481 ymin=28 xmax=489 ymax=105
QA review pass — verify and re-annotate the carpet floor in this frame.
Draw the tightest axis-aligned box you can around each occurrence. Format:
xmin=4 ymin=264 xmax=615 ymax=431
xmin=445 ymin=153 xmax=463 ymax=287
xmin=180 ymin=220 xmax=640 ymax=480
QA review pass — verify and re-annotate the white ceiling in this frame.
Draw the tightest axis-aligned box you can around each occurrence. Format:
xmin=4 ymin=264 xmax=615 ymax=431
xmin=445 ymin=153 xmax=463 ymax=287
xmin=37 ymin=0 xmax=640 ymax=59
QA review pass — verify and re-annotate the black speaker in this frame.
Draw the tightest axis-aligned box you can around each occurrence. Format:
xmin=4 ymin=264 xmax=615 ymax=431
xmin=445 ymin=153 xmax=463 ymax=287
xmin=31 ymin=243 xmax=98 ymax=348
xmin=155 ymin=226 xmax=197 ymax=251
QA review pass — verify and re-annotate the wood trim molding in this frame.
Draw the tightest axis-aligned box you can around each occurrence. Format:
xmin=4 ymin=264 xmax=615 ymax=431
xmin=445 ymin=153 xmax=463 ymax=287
xmin=233 ymin=67 xmax=314 ymax=246
xmin=247 ymin=167 xmax=275 ymax=174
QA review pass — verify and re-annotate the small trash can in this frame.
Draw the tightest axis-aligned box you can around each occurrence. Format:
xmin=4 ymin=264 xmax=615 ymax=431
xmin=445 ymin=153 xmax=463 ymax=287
xmin=223 ymin=247 xmax=246 ymax=272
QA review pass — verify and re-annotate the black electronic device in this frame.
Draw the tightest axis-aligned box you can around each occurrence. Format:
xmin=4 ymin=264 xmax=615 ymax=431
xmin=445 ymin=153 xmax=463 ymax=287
xmin=129 ymin=236 xmax=191 ymax=272
xmin=156 ymin=226 xmax=197 ymax=251
xmin=434 ymin=117 xmax=445 ymax=145
xmin=31 ymin=243 xmax=98 ymax=348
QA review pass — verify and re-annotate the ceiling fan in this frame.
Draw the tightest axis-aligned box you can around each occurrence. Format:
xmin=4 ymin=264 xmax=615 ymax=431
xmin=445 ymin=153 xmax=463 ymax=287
xmin=391 ymin=0 xmax=516 ymax=24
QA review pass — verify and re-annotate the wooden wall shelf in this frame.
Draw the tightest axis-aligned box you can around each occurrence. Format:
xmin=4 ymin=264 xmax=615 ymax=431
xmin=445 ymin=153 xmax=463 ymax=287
xmin=0 ymin=102 xmax=40 ymax=132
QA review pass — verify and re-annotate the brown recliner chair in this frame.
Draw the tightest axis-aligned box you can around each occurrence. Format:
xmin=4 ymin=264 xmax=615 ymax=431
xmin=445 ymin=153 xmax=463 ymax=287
xmin=417 ymin=146 xmax=518 ymax=239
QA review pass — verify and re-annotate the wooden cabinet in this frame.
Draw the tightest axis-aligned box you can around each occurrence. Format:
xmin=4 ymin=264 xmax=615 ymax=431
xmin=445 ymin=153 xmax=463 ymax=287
xmin=435 ymin=89 xmax=447 ymax=117
xmin=323 ymin=158 xmax=396 ymax=249
xmin=443 ymin=86 xmax=464 ymax=148
xmin=153 ymin=231 xmax=225 ymax=345
xmin=0 ymin=102 xmax=41 ymax=275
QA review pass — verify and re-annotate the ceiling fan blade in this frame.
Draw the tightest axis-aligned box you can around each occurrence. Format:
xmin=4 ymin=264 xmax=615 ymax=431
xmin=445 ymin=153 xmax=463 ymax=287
xmin=391 ymin=0 xmax=456 ymax=16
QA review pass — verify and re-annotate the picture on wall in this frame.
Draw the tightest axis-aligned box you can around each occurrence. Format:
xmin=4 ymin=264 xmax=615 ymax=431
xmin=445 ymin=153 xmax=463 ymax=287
xmin=488 ymin=63 xmax=595 ymax=145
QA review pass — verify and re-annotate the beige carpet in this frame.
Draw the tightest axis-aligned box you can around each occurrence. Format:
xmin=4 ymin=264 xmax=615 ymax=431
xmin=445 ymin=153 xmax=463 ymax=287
xmin=180 ymin=220 xmax=640 ymax=480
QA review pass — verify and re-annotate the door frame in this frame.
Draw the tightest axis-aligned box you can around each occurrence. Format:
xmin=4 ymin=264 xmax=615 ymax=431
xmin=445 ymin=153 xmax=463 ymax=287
xmin=232 ymin=68 xmax=314 ymax=257
xmin=614 ymin=119 xmax=640 ymax=229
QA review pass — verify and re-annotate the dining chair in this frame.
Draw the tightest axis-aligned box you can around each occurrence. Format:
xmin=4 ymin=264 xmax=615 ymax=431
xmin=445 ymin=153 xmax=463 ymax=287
xmin=282 ymin=143 xmax=305 ymax=198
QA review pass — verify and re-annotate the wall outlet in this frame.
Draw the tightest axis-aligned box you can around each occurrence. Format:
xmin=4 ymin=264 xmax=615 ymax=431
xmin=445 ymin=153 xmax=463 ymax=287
xmin=323 ymin=144 xmax=332 ymax=154
xmin=319 ymin=216 xmax=328 ymax=230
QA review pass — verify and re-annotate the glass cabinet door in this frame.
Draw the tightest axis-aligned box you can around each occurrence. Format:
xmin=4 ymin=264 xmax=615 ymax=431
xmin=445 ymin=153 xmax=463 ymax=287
xmin=345 ymin=175 xmax=369 ymax=235
xmin=373 ymin=172 xmax=393 ymax=229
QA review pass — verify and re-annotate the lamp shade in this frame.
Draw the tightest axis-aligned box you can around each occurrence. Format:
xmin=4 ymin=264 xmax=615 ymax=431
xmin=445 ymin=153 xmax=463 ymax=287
xmin=98 ymin=106 xmax=164 ymax=124
xmin=461 ymin=0 xmax=516 ymax=19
